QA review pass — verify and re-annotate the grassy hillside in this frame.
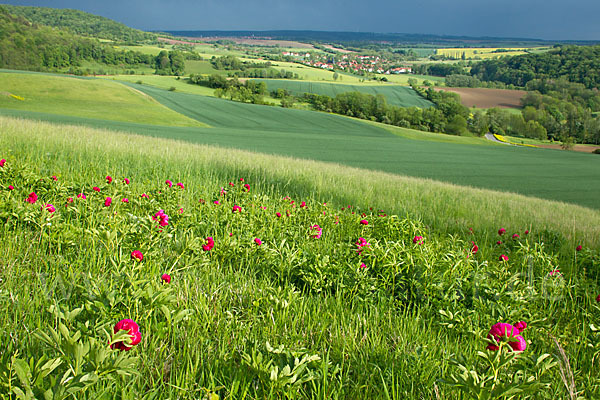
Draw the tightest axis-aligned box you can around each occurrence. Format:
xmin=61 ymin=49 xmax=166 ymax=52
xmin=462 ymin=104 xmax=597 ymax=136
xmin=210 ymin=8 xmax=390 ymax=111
xmin=2 ymin=4 xmax=155 ymax=42
xmin=0 ymin=72 xmax=205 ymax=127
xmin=254 ymin=79 xmax=434 ymax=108
xmin=0 ymin=116 xmax=599 ymax=398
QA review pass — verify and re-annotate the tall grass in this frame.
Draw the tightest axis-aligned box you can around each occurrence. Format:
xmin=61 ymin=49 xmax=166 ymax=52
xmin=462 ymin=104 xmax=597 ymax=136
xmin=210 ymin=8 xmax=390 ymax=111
xmin=1 ymin=116 xmax=599 ymax=399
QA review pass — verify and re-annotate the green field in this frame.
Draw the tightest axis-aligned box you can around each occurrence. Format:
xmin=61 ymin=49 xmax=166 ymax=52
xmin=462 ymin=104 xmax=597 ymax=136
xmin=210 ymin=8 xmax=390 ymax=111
xmin=111 ymin=74 xmax=217 ymax=97
xmin=254 ymin=79 xmax=434 ymax=108
xmin=0 ymin=72 xmax=205 ymax=127
xmin=2 ymin=73 xmax=598 ymax=210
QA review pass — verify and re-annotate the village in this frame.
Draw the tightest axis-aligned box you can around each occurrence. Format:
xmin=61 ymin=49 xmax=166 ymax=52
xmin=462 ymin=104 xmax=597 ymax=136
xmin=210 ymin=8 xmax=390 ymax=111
xmin=281 ymin=51 xmax=412 ymax=75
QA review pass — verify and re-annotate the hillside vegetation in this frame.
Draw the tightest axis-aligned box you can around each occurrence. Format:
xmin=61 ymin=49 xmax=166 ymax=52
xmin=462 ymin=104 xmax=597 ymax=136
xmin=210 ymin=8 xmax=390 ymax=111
xmin=0 ymin=117 xmax=599 ymax=398
xmin=2 ymin=4 xmax=155 ymax=42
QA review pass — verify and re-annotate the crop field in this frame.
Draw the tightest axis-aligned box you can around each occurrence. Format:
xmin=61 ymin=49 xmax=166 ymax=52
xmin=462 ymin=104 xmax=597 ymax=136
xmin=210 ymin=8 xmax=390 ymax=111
xmin=437 ymin=87 xmax=527 ymax=109
xmin=2 ymin=74 xmax=599 ymax=210
xmin=1 ymin=117 xmax=599 ymax=398
xmin=111 ymin=75 xmax=217 ymax=97
xmin=267 ymin=61 xmax=363 ymax=82
xmin=435 ymin=47 xmax=543 ymax=59
xmin=254 ymin=79 xmax=434 ymax=108
xmin=0 ymin=72 xmax=204 ymax=127
xmin=380 ymin=73 xmax=446 ymax=86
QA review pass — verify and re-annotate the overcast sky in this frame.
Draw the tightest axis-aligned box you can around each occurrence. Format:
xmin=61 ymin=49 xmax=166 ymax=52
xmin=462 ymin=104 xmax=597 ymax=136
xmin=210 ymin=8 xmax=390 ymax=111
xmin=3 ymin=0 xmax=600 ymax=40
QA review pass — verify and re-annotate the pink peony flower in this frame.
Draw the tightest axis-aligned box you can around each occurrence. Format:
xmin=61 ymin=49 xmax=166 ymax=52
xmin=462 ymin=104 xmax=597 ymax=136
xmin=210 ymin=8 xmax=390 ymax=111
xmin=360 ymin=219 xmax=369 ymax=225
xmin=244 ymin=184 xmax=250 ymax=192
xmin=8 ymin=185 xmax=14 ymax=190
xmin=360 ymin=263 xmax=367 ymax=269
xmin=355 ymin=237 xmax=370 ymax=254
xmin=498 ymin=228 xmax=506 ymax=235
xmin=131 ymin=250 xmax=143 ymax=262
xmin=26 ymin=192 xmax=38 ymax=204
xmin=122 ymin=198 xmax=129 ymax=203
xmin=141 ymin=193 xmax=149 ymax=198
xmin=0 ymin=159 xmax=5 ymax=167
xmin=310 ymin=224 xmax=322 ymax=239
xmin=549 ymin=269 xmax=561 ymax=277
xmin=178 ymin=207 xmax=183 ymax=214
xmin=77 ymin=193 xmax=86 ymax=199
xmin=161 ymin=274 xmax=171 ymax=284
xmin=300 ymin=201 xmax=306 ymax=208
xmin=111 ymin=319 xmax=141 ymax=351
xmin=202 ymin=237 xmax=215 ymax=252
xmin=239 ymin=178 xmax=244 ymax=182
xmin=165 ymin=180 xmax=173 ymax=188
xmin=487 ymin=321 xmax=527 ymax=352
xmin=496 ymin=241 xmax=502 ymax=245
xmin=254 ymin=238 xmax=262 ymax=246
xmin=51 ymin=175 xmax=57 ymax=181
xmin=499 ymin=254 xmax=509 ymax=262
xmin=471 ymin=241 xmax=479 ymax=254
xmin=228 ymin=182 xmax=234 ymax=187
xmin=93 ymin=186 xmax=100 ymax=192
xmin=213 ymin=200 xmax=219 ymax=205
xmin=106 ymin=176 xmax=112 ymax=184
xmin=276 ymin=212 xmax=282 ymax=218
xmin=66 ymin=197 xmax=74 ymax=204
xmin=152 ymin=210 xmax=169 ymax=227
xmin=512 ymin=233 xmax=520 ymax=239
xmin=576 ymin=245 xmax=582 ymax=252
xmin=123 ymin=178 xmax=130 ymax=185
xmin=198 ymin=198 xmax=205 ymax=204
xmin=104 ymin=197 xmax=112 ymax=207
xmin=524 ymin=230 xmax=529 ymax=235
xmin=413 ymin=236 xmax=424 ymax=245
xmin=232 ymin=205 xmax=242 ymax=213
xmin=176 ymin=182 xmax=184 ymax=189
xmin=43 ymin=204 xmax=55 ymax=213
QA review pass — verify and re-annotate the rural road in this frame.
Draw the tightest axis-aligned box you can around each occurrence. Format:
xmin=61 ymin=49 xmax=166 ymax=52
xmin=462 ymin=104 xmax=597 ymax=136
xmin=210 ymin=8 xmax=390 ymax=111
xmin=485 ymin=132 xmax=512 ymax=145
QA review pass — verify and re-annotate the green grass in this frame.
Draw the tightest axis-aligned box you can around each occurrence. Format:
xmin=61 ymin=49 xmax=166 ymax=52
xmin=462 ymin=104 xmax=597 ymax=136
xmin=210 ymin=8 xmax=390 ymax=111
xmin=2 ymin=78 xmax=599 ymax=210
xmin=111 ymin=75 xmax=217 ymax=97
xmin=0 ymin=72 xmax=206 ymax=127
xmin=1 ymin=117 xmax=599 ymax=399
xmin=254 ymin=79 xmax=434 ymax=108
xmin=382 ymin=73 xmax=446 ymax=86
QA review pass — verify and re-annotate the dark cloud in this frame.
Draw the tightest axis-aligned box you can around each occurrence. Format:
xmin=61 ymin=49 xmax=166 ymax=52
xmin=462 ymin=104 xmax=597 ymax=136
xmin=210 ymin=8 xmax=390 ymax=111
xmin=3 ymin=0 xmax=600 ymax=40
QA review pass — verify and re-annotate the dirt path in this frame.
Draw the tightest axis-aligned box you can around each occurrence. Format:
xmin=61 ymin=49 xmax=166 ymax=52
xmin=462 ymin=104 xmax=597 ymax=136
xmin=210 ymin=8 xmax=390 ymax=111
xmin=485 ymin=132 xmax=512 ymax=145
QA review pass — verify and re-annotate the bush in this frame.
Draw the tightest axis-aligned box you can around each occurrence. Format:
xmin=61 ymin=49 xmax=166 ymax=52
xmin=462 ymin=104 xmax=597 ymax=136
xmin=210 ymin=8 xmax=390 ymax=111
xmin=169 ymin=86 xmax=176 ymax=91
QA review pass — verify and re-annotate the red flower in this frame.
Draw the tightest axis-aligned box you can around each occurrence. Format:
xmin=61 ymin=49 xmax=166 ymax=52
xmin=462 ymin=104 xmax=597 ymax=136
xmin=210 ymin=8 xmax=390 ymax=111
xmin=0 ymin=159 xmax=5 ymax=167
xmin=576 ymin=245 xmax=583 ymax=252
xmin=106 ymin=176 xmax=112 ymax=184
xmin=596 ymin=294 xmax=600 ymax=302
xmin=8 ymin=185 xmax=14 ymax=190
xmin=471 ymin=241 xmax=479 ymax=254
xmin=176 ymin=182 xmax=184 ymax=189
xmin=243 ymin=184 xmax=250 ymax=192
xmin=487 ymin=321 xmax=527 ymax=352
xmin=254 ymin=238 xmax=262 ymax=246
xmin=165 ymin=180 xmax=173 ymax=188
xmin=276 ymin=212 xmax=282 ymax=218
xmin=413 ymin=236 xmax=424 ymax=245
xmin=122 ymin=198 xmax=129 ymax=203
xmin=499 ymin=254 xmax=509 ymax=262
xmin=26 ymin=192 xmax=38 ymax=204
xmin=77 ymin=193 xmax=86 ymax=199
xmin=228 ymin=182 xmax=234 ymax=187
xmin=141 ymin=193 xmax=149 ymax=198
xmin=104 ymin=197 xmax=112 ymax=207
xmin=202 ymin=237 xmax=215 ymax=252
xmin=51 ymin=175 xmax=57 ymax=181
xmin=131 ymin=250 xmax=143 ymax=262
xmin=360 ymin=263 xmax=367 ymax=269
xmin=124 ymin=178 xmax=130 ymax=185
xmin=524 ymin=230 xmax=529 ymax=235
xmin=66 ymin=197 xmax=74 ymax=204
xmin=93 ymin=186 xmax=100 ymax=192
xmin=496 ymin=241 xmax=502 ymax=245
xmin=239 ymin=178 xmax=244 ymax=182
xmin=161 ymin=274 xmax=171 ymax=284
xmin=111 ymin=319 xmax=141 ymax=351
xmin=498 ymin=228 xmax=506 ymax=235
xmin=360 ymin=219 xmax=368 ymax=225
xmin=512 ymin=233 xmax=520 ymax=239
xmin=232 ymin=205 xmax=241 ymax=213
xmin=43 ymin=204 xmax=55 ymax=213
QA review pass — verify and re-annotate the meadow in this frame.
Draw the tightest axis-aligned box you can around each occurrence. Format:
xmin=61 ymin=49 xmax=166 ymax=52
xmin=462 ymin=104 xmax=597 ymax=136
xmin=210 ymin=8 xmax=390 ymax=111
xmin=252 ymin=80 xmax=434 ymax=108
xmin=1 ymin=72 xmax=599 ymax=210
xmin=1 ymin=117 xmax=599 ymax=399
xmin=434 ymin=47 xmax=549 ymax=60
xmin=0 ymin=72 xmax=205 ymax=127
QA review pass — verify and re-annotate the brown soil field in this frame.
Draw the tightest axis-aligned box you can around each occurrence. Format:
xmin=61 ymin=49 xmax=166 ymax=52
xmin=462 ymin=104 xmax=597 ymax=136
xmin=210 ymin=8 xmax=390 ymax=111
xmin=535 ymin=144 xmax=600 ymax=153
xmin=436 ymin=87 xmax=526 ymax=108
xmin=322 ymin=44 xmax=355 ymax=54
xmin=199 ymin=37 xmax=314 ymax=49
